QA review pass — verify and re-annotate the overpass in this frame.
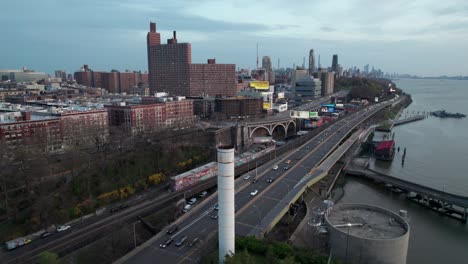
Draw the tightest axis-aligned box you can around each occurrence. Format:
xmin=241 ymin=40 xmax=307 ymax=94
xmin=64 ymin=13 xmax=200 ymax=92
xmin=237 ymin=90 xmax=349 ymax=146
xmin=116 ymin=96 xmax=398 ymax=264
xmin=344 ymin=165 xmax=468 ymax=222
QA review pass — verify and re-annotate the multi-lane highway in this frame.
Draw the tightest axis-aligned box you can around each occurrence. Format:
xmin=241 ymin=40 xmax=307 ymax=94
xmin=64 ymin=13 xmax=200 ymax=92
xmin=117 ymin=97 xmax=401 ymax=264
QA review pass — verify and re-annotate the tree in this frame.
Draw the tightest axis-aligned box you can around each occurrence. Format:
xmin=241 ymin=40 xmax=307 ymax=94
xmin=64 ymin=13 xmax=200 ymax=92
xmin=225 ymin=248 xmax=253 ymax=264
xmin=38 ymin=251 xmax=61 ymax=264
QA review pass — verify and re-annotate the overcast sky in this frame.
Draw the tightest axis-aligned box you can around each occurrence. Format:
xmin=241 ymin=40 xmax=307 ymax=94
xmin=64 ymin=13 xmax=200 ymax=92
xmin=2 ymin=0 xmax=468 ymax=76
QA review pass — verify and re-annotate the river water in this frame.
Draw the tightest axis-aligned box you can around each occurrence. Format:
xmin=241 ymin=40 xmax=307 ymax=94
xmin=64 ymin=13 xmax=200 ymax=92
xmin=340 ymin=78 xmax=468 ymax=264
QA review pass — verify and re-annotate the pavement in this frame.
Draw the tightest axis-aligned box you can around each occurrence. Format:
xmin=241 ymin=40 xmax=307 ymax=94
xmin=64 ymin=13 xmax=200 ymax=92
xmin=116 ymin=97 xmax=399 ymax=264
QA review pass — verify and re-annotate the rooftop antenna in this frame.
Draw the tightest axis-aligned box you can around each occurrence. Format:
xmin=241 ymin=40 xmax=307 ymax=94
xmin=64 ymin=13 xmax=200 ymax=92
xmin=302 ymin=57 xmax=305 ymax=69
xmin=318 ymin=54 xmax=321 ymax=69
xmin=256 ymin=43 xmax=259 ymax=70
xmin=277 ymin=58 xmax=280 ymax=70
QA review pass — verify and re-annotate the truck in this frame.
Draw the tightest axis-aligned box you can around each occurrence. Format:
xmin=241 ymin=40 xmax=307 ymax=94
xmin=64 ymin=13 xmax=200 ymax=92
xmin=182 ymin=204 xmax=192 ymax=213
xmin=5 ymin=237 xmax=32 ymax=251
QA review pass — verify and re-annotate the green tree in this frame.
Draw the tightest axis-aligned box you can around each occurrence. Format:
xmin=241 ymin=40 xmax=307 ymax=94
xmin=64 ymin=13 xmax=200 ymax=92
xmin=38 ymin=251 xmax=61 ymax=264
xmin=225 ymin=248 xmax=253 ymax=264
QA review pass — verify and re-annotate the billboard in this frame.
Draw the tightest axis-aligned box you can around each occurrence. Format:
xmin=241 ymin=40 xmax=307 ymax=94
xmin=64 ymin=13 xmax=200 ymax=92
xmin=263 ymin=102 xmax=272 ymax=110
xmin=290 ymin=110 xmax=310 ymax=119
xmin=309 ymin=111 xmax=319 ymax=118
xmin=320 ymin=104 xmax=335 ymax=113
xmin=250 ymin=81 xmax=270 ymax=90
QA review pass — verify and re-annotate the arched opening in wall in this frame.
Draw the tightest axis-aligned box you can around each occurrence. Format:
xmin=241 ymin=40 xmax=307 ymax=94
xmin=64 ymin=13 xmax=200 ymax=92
xmin=271 ymin=125 xmax=286 ymax=140
xmin=251 ymin=126 xmax=270 ymax=138
xmin=287 ymin=122 xmax=296 ymax=138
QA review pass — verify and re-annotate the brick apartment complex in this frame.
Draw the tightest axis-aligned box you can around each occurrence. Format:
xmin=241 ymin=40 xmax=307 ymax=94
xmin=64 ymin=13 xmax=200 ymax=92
xmin=74 ymin=65 xmax=149 ymax=94
xmin=0 ymin=109 xmax=109 ymax=151
xmin=214 ymin=97 xmax=263 ymax=118
xmin=147 ymin=22 xmax=236 ymax=97
xmin=106 ymin=99 xmax=194 ymax=135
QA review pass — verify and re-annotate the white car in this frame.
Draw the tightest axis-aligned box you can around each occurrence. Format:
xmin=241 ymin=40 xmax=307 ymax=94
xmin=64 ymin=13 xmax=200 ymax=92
xmin=199 ymin=191 xmax=208 ymax=197
xmin=188 ymin=198 xmax=197 ymax=205
xmin=273 ymin=165 xmax=279 ymax=170
xmin=250 ymin=190 xmax=258 ymax=196
xmin=57 ymin=225 xmax=71 ymax=232
xmin=244 ymin=175 xmax=251 ymax=180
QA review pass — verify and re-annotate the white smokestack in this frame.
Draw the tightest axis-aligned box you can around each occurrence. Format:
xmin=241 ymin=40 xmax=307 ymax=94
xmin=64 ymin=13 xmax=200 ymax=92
xmin=217 ymin=146 xmax=235 ymax=263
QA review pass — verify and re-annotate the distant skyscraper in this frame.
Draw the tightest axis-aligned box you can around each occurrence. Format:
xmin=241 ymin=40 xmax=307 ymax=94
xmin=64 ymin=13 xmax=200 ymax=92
xmin=308 ymin=49 xmax=316 ymax=75
xmin=55 ymin=70 xmax=67 ymax=80
xmin=332 ymin=54 xmax=338 ymax=72
xmin=262 ymin=56 xmax=272 ymax=71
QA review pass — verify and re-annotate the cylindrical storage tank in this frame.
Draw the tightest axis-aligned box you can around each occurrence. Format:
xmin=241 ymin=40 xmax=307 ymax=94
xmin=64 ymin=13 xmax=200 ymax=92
xmin=217 ymin=146 xmax=235 ymax=263
xmin=325 ymin=203 xmax=410 ymax=264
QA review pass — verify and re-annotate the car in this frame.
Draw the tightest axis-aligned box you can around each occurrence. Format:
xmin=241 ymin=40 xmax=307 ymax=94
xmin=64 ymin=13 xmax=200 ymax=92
xmin=166 ymin=225 xmax=178 ymax=234
xmin=189 ymin=237 xmax=199 ymax=247
xmin=267 ymin=178 xmax=274 ymax=183
xmin=285 ymin=160 xmax=291 ymax=164
xmin=119 ymin=203 xmax=129 ymax=209
xmin=199 ymin=191 xmax=208 ymax=197
xmin=110 ymin=207 xmax=119 ymax=213
xmin=296 ymin=156 xmax=302 ymax=160
xmin=284 ymin=166 xmax=290 ymax=170
xmin=306 ymin=146 xmax=310 ymax=149
xmin=252 ymin=178 xmax=258 ymax=184
xmin=214 ymin=204 xmax=219 ymax=210
xmin=211 ymin=214 xmax=218 ymax=219
xmin=57 ymin=225 xmax=71 ymax=232
xmin=175 ymin=236 xmax=188 ymax=247
xmin=41 ymin=232 xmax=54 ymax=238
xmin=250 ymin=190 xmax=258 ymax=196
xmin=243 ymin=175 xmax=251 ymax=180
xmin=273 ymin=165 xmax=279 ymax=170
xmin=187 ymin=198 xmax=197 ymax=205
xmin=160 ymin=238 xmax=173 ymax=248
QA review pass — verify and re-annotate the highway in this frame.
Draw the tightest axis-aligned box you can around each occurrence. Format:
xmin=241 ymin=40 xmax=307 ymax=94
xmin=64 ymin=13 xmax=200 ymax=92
xmin=117 ymin=97 xmax=400 ymax=264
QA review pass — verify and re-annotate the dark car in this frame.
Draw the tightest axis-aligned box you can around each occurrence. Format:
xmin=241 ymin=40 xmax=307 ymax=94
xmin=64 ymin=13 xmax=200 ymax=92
xmin=160 ymin=238 xmax=173 ymax=248
xmin=252 ymin=178 xmax=258 ymax=184
xmin=189 ymin=237 xmax=199 ymax=247
xmin=175 ymin=236 xmax=188 ymax=247
xmin=166 ymin=225 xmax=178 ymax=234
xmin=284 ymin=166 xmax=290 ymax=170
xmin=119 ymin=203 xmax=129 ymax=209
xmin=110 ymin=207 xmax=119 ymax=213
xmin=267 ymin=178 xmax=274 ymax=183
xmin=40 ymin=232 xmax=54 ymax=238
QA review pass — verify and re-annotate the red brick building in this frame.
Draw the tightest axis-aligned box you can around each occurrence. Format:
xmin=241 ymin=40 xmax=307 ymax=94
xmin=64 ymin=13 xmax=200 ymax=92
xmin=0 ymin=109 xmax=109 ymax=151
xmin=147 ymin=22 xmax=236 ymax=97
xmin=214 ymin=97 xmax=263 ymax=118
xmin=106 ymin=100 xmax=194 ymax=135
xmin=74 ymin=65 xmax=148 ymax=94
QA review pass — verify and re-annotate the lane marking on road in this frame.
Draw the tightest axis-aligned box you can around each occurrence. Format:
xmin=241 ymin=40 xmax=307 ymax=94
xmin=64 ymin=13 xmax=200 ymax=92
xmin=260 ymin=195 xmax=282 ymax=202
xmin=236 ymin=221 xmax=263 ymax=230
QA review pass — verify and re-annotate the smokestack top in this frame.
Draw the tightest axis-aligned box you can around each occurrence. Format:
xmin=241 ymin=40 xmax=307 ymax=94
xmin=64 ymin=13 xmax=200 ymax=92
xmin=84 ymin=64 xmax=89 ymax=71
xmin=150 ymin=22 xmax=156 ymax=33
xmin=217 ymin=145 xmax=234 ymax=150
xmin=173 ymin=30 xmax=177 ymax=39
xmin=207 ymin=58 xmax=216 ymax=64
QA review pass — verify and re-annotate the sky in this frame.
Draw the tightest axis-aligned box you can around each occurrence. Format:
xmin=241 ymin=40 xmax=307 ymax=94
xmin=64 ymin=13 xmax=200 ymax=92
xmin=1 ymin=0 xmax=468 ymax=76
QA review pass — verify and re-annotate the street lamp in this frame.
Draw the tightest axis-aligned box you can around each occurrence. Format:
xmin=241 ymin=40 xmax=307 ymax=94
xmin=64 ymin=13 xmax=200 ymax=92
xmin=133 ymin=220 xmax=141 ymax=249
xmin=345 ymin=223 xmax=352 ymax=264
xmin=252 ymin=205 xmax=262 ymax=226
xmin=282 ymin=180 xmax=290 ymax=193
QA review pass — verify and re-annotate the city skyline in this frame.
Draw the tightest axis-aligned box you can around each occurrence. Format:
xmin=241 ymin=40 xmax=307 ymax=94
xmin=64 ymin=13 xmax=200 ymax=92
xmin=1 ymin=0 xmax=468 ymax=76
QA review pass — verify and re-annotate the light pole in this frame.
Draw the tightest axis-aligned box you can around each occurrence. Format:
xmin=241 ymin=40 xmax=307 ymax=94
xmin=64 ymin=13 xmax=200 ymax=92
xmin=282 ymin=180 xmax=290 ymax=193
xmin=255 ymin=161 xmax=259 ymax=178
xmin=252 ymin=205 xmax=262 ymax=226
xmin=133 ymin=220 xmax=141 ymax=249
xmin=345 ymin=223 xmax=352 ymax=264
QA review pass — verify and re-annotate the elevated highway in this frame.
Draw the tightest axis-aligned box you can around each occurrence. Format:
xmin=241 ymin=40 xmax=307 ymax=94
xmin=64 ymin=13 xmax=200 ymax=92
xmin=117 ymin=96 xmax=400 ymax=264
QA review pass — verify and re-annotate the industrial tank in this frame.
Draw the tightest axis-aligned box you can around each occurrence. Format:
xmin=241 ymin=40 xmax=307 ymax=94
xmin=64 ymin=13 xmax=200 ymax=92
xmin=325 ymin=203 xmax=410 ymax=264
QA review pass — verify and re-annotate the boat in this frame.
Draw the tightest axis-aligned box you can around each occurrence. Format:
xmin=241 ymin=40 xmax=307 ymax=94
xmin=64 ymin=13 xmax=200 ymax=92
xmin=430 ymin=110 xmax=466 ymax=118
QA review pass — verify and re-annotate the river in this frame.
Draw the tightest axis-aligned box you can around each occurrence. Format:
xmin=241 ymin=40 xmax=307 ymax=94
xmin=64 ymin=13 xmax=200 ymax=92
xmin=339 ymin=78 xmax=468 ymax=264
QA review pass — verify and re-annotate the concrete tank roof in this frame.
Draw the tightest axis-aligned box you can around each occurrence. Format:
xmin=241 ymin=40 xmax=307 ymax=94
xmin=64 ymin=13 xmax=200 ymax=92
xmin=327 ymin=204 xmax=408 ymax=239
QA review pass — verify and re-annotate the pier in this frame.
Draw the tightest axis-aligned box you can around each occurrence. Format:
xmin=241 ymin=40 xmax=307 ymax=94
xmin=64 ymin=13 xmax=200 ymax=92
xmin=344 ymin=164 xmax=468 ymax=223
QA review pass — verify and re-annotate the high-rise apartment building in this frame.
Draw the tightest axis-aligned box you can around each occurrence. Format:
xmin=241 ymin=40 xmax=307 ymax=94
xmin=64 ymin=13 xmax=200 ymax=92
xmin=309 ymin=49 xmax=316 ymax=75
xmin=146 ymin=22 xmax=236 ymax=97
xmin=320 ymin=72 xmax=335 ymax=96
xmin=55 ymin=70 xmax=67 ymax=81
